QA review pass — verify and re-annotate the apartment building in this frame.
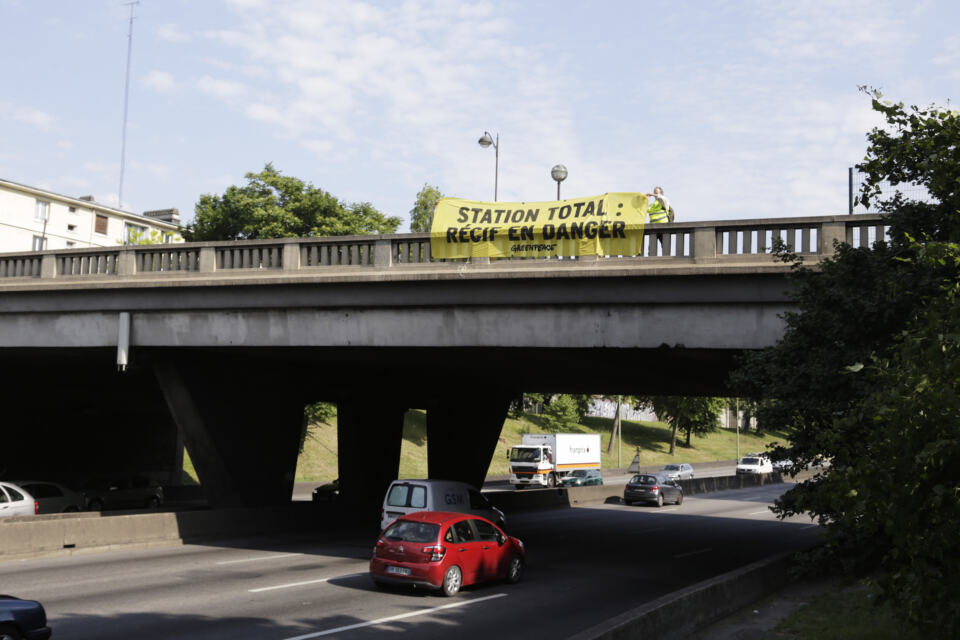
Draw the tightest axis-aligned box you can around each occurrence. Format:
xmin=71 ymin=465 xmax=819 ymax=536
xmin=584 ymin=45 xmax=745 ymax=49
xmin=0 ymin=177 xmax=183 ymax=253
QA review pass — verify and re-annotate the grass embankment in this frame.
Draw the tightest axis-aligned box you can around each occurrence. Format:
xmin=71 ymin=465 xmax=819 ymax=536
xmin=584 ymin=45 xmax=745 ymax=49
xmin=774 ymin=580 xmax=923 ymax=639
xmin=289 ymin=410 xmax=784 ymax=483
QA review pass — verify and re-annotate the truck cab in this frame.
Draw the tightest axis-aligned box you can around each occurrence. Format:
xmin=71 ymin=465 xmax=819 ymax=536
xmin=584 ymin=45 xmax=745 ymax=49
xmin=508 ymin=445 xmax=556 ymax=488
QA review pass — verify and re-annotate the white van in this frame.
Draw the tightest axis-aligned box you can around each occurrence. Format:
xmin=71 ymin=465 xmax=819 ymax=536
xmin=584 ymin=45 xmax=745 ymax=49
xmin=380 ymin=479 xmax=505 ymax=532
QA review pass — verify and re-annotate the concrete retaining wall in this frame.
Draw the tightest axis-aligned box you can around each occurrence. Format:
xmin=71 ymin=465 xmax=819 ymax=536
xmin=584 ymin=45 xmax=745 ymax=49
xmin=0 ymin=505 xmax=318 ymax=560
xmin=567 ymin=552 xmax=796 ymax=640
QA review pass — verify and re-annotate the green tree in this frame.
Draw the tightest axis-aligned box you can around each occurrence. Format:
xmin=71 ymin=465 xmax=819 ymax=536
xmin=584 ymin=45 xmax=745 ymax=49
xmin=731 ymin=90 xmax=960 ymax=632
xmin=184 ymin=163 xmax=401 ymax=241
xmin=640 ymin=396 xmax=724 ymax=454
xmin=122 ymin=228 xmax=182 ymax=245
xmin=409 ymin=183 xmax=443 ymax=232
xmin=539 ymin=394 xmax=580 ymax=432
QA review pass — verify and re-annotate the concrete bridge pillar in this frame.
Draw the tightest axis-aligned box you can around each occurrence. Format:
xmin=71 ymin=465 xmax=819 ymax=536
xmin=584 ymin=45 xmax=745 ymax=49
xmin=427 ymin=391 xmax=512 ymax=490
xmin=336 ymin=394 xmax=407 ymax=513
xmin=154 ymin=357 xmax=310 ymax=507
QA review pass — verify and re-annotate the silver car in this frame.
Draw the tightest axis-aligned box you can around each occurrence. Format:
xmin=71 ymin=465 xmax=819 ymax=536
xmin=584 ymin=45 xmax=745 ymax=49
xmin=0 ymin=482 xmax=37 ymax=518
xmin=661 ymin=463 xmax=695 ymax=480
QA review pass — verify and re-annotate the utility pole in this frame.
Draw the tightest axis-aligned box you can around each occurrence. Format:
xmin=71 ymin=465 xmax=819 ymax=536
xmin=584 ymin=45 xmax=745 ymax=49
xmin=118 ymin=1 xmax=139 ymax=209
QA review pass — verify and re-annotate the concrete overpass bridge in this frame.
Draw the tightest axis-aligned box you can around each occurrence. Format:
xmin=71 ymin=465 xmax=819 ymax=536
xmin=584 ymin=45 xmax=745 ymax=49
xmin=0 ymin=214 xmax=884 ymax=510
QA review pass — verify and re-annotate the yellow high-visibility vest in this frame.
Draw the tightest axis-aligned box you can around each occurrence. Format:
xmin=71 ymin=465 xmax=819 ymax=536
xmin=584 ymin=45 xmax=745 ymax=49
xmin=648 ymin=199 xmax=669 ymax=224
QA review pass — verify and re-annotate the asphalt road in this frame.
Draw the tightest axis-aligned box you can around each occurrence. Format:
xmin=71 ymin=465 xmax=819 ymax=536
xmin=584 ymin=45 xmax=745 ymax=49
xmin=0 ymin=483 xmax=820 ymax=640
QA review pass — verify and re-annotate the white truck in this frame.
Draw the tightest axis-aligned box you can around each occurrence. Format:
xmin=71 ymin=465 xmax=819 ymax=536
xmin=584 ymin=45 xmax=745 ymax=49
xmin=508 ymin=433 xmax=602 ymax=489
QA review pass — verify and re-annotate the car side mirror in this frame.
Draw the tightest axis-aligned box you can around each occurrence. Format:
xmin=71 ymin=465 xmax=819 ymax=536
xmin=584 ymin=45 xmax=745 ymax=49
xmin=498 ymin=533 xmax=506 ymax=546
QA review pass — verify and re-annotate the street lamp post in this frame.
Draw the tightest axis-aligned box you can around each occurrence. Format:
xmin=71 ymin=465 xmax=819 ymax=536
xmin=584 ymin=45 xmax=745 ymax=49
xmin=478 ymin=131 xmax=499 ymax=201
xmin=551 ymin=164 xmax=568 ymax=199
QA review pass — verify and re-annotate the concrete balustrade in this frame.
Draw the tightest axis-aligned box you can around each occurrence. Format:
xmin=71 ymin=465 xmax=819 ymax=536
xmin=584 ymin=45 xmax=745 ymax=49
xmin=0 ymin=214 xmax=885 ymax=280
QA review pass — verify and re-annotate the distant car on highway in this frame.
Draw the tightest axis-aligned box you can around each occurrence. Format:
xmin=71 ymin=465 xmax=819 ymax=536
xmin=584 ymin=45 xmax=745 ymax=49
xmin=312 ymin=479 xmax=340 ymax=502
xmin=623 ymin=473 xmax=683 ymax=507
xmin=13 ymin=481 xmax=84 ymax=513
xmin=736 ymin=456 xmax=773 ymax=475
xmin=370 ymin=511 xmax=525 ymax=596
xmin=0 ymin=595 xmax=51 ymax=639
xmin=661 ymin=463 xmax=695 ymax=480
xmin=0 ymin=482 xmax=38 ymax=519
xmin=82 ymin=476 xmax=164 ymax=511
xmin=559 ymin=469 xmax=603 ymax=486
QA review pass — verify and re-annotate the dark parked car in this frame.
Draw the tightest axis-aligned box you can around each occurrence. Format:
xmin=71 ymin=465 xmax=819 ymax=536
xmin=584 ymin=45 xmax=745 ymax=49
xmin=312 ymin=479 xmax=340 ymax=502
xmin=559 ymin=469 xmax=603 ymax=486
xmin=370 ymin=511 xmax=525 ymax=596
xmin=82 ymin=476 xmax=164 ymax=511
xmin=623 ymin=473 xmax=683 ymax=507
xmin=0 ymin=594 xmax=52 ymax=640
xmin=14 ymin=481 xmax=84 ymax=514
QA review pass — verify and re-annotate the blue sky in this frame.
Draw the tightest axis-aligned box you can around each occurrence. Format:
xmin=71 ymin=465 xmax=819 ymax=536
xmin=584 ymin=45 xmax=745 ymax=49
xmin=1 ymin=0 xmax=956 ymax=229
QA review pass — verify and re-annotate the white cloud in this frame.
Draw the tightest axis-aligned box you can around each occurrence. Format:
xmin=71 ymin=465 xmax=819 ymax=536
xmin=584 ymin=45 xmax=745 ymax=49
xmin=0 ymin=101 xmax=54 ymax=129
xmin=932 ymin=35 xmax=960 ymax=65
xmin=197 ymin=75 xmax=248 ymax=98
xmin=143 ymin=70 xmax=177 ymax=93
xmin=157 ymin=22 xmax=190 ymax=42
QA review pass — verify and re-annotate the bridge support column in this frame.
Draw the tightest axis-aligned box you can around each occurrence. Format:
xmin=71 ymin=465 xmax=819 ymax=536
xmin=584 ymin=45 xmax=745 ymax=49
xmin=427 ymin=391 xmax=512 ymax=489
xmin=154 ymin=359 xmax=309 ymax=507
xmin=336 ymin=394 xmax=407 ymax=512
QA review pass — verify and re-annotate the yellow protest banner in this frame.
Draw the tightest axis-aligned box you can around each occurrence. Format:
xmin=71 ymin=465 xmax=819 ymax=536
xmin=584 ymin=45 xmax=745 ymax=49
xmin=430 ymin=192 xmax=648 ymax=259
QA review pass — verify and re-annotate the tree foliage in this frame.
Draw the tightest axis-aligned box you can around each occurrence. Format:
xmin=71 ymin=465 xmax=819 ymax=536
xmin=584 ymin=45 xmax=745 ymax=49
xmin=184 ymin=164 xmax=402 ymax=241
xmin=731 ymin=89 xmax=960 ymax=632
xmin=409 ymin=183 xmax=443 ymax=233
xmin=638 ymin=396 xmax=723 ymax=453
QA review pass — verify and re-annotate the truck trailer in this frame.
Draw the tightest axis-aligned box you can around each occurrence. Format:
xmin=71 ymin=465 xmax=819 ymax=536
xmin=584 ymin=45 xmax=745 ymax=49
xmin=507 ymin=433 xmax=602 ymax=489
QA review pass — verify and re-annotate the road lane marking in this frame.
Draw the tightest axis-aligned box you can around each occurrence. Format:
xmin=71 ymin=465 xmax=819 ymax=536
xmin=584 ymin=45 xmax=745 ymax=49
xmin=217 ymin=553 xmax=303 ymax=565
xmin=673 ymin=548 xmax=712 ymax=559
xmin=249 ymin=572 xmax=367 ymax=593
xmin=281 ymin=593 xmax=508 ymax=639
xmin=748 ymin=510 xmax=772 ymax=515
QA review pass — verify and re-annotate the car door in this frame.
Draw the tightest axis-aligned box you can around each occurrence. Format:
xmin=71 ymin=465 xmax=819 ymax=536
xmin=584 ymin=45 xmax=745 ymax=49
xmin=449 ymin=519 xmax=484 ymax=585
xmin=472 ymin=519 xmax=509 ymax=581
xmin=3 ymin=485 xmax=34 ymax=516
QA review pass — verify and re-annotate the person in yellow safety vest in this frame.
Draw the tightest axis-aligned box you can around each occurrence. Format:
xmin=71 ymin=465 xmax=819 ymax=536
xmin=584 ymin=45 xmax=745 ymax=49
xmin=645 ymin=186 xmax=671 ymax=255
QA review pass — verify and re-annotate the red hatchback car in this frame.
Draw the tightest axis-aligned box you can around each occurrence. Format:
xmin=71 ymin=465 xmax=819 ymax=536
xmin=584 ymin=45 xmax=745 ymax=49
xmin=370 ymin=511 xmax=525 ymax=596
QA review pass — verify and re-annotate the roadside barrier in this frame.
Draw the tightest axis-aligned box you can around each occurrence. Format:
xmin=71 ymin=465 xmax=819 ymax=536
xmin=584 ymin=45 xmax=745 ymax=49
xmin=487 ymin=472 xmax=783 ymax=512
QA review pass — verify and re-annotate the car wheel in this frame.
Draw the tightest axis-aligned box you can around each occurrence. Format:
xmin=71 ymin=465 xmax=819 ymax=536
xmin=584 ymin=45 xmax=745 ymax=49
xmin=88 ymin=499 xmax=103 ymax=511
xmin=505 ymin=555 xmax=524 ymax=584
xmin=441 ymin=566 xmax=462 ymax=597
xmin=146 ymin=496 xmax=160 ymax=509
xmin=656 ymin=493 xmax=664 ymax=507
xmin=0 ymin=624 xmax=23 ymax=640
xmin=547 ymin=474 xmax=556 ymax=488
xmin=623 ymin=498 xmax=632 ymax=506
xmin=676 ymin=493 xmax=684 ymax=505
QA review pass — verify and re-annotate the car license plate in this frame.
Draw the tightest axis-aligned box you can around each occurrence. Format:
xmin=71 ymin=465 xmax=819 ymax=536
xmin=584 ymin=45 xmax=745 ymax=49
xmin=386 ymin=565 xmax=411 ymax=576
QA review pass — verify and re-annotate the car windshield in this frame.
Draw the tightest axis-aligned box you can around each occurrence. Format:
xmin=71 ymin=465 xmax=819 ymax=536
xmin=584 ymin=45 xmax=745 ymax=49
xmin=510 ymin=448 xmax=541 ymax=462
xmin=383 ymin=520 xmax=440 ymax=543
xmin=630 ymin=475 xmax=659 ymax=485
xmin=663 ymin=465 xmax=680 ymax=471
xmin=741 ymin=457 xmax=760 ymax=465
xmin=571 ymin=470 xmax=588 ymax=477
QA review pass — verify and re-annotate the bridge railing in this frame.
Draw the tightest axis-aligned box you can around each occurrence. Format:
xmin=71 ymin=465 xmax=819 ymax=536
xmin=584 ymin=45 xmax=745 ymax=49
xmin=0 ymin=214 xmax=886 ymax=280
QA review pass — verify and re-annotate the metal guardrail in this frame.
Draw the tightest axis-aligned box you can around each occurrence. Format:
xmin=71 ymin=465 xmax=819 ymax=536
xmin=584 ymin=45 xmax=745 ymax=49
xmin=0 ymin=214 xmax=886 ymax=280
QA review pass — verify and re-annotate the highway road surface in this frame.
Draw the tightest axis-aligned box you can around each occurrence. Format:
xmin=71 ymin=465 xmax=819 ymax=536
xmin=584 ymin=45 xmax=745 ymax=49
xmin=0 ymin=483 xmax=820 ymax=639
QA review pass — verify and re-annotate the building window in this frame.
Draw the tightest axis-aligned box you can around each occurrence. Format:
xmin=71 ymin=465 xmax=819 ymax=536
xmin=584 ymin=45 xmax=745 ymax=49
xmin=35 ymin=200 xmax=50 ymax=221
xmin=66 ymin=241 xmax=76 ymax=248
xmin=68 ymin=206 xmax=77 ymax=214
xmin=94 ymin=214 xmax=108 ymax=235
xmin=67 ymin=224 xmax=78 ymax=233
xmin=32 ymin=236 xmax=47 ymax=251
xmin=125 ymin=222 xmax=147 ymax=244
xmin=163 ymin=232 xmax=174 ymax=243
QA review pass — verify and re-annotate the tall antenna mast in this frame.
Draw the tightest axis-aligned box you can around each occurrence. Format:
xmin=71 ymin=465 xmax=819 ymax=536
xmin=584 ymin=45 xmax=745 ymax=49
xmin=118 ymin=1 xmax=139 ymax=210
